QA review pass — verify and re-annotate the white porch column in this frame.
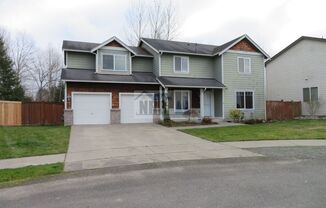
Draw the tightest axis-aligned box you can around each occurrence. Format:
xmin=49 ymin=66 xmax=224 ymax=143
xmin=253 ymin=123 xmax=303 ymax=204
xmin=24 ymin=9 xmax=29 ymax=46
xmin=200 ymin=88 xmax=204 ymax=118
xmin=159 ymin=86 xmax=163 ymax=120
xmin=163 ymin=87 xmax=169 ymax=119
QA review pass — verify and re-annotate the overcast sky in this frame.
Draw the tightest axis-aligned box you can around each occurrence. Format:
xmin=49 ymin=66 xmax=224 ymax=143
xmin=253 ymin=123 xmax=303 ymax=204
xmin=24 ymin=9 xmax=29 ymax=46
xmin=1 ymin=0 xmax=326 ymax=56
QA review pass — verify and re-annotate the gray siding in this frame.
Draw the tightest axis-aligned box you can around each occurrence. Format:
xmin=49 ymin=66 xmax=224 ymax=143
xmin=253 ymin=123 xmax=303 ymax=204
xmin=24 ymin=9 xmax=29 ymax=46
xmin=214 ymin=56 xmax=222 ymax=82
xmin=141 ymin=43 xmax=160 ymax=76
xmin=214 ymin=89 xmax=223 ymax=117
xmin=97 ymin=48 xmax=130 ymax=75
xmin=223 ymin=52 xmax=265 ymax=119
xmin=267 ymin=39 xmax=326 ymax=115
xmin=132 ymin=57 xmax=153 ymax=72
xmin=66 ymin=52 xmax=95 ymax=69
xmin=161 ymin=54 xmax=214 ymax=78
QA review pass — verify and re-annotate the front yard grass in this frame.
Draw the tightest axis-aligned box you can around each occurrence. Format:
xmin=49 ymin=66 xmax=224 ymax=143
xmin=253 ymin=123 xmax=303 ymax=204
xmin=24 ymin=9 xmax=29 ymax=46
xmin=0 ymin=163 xmax=63 ymax=187
xmin=180 ymin=120 xmax=326 ymax=142
xmin=0 ymin=126 xmax=70 ymax=160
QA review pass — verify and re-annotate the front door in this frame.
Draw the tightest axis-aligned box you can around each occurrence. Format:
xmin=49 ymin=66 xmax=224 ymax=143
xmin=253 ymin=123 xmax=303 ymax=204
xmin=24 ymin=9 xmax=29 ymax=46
xmin=204 ymin=91 xmax=213 ymax=117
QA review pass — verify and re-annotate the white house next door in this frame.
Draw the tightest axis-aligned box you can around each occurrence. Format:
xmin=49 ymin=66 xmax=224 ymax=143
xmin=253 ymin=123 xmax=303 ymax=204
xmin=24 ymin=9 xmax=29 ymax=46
xmin=204 ymin=91 xmax=214 ymax=117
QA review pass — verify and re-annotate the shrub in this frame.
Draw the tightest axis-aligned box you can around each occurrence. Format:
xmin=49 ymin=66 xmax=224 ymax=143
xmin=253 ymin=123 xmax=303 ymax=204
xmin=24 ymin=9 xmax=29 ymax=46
xmin=201 ymin=117 xmax=214 ymax=125
xmin=229 ymin=109 xmax=244 ymax=122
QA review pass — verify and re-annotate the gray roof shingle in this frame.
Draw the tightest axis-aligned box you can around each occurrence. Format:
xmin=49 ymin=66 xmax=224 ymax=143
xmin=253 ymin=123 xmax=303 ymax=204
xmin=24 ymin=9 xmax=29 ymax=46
xmin=157 ymin=76 xmax=225 ymax=88
xmin=61 ymin=68 xmax=158 ymax=84
xmin=141 ymin=36 xmax=243 ymax=55
xmin=62 ymin=41 xmax=153 ymax=57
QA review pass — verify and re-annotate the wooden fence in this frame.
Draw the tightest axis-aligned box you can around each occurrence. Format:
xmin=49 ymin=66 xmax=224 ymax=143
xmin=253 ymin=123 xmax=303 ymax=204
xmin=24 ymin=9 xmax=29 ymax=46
xmin=266 ymin=101 xmax=302 ymax=120
xmin=0 ymin=101 xmax=64 ymax=126
xmin=22 ymin=102 xmax=64 ymax=125
xmin=0 ymin=101 xmax=22 ymax=126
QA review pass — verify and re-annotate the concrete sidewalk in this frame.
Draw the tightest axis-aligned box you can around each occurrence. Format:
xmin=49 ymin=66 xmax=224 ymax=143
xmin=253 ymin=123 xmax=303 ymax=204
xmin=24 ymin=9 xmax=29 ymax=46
xmin=221 ymin=140 xmax=326 ymax=148
xmin=0 ymin=154 xmax=65 ymax=169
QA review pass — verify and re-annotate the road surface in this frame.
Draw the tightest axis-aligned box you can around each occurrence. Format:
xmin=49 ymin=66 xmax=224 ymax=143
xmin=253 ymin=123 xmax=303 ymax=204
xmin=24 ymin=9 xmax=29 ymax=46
xmin=1 ymin=147 xmax=326 ymax=208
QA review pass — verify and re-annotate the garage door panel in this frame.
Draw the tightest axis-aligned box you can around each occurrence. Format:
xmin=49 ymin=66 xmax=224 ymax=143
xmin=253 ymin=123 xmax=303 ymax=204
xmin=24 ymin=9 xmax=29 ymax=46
xmin=73 ymin=93 xmax=111 ymax=125
xmin=121 ymin=93 xmax=154 ymax=124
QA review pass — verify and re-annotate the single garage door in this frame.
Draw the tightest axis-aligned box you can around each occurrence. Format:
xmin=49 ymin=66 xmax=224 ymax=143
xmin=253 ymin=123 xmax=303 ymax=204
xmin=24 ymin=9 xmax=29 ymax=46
xmin=120 ymin=93 xmax=154 ymax=123
xmin=73 ymin=93 xmax=111 ymax=125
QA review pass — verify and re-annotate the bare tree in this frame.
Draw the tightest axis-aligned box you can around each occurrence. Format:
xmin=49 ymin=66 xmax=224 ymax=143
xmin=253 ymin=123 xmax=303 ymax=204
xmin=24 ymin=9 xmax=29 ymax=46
xmin=164 ymin=1 xmax=178 ymax=40
xmin=148 ymin=0 xmax=165 ymax=39
xmin=10 ymin=33 xmax=35 ymax=81
xmin=125 ymin=0 xmax=147 ymax=45
xmin=125 ymin=0 xmax=179 ymax=45
xmin=29 ymin=46 xmax=62 ymax=101
xmin=307 ymin=100 xmax=321 ymax=117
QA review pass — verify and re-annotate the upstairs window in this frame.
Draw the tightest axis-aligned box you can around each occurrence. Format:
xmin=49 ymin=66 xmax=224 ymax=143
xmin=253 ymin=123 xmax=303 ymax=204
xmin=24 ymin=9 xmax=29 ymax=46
xmin=238 ymin=57 xmax=251 ymax=74
xmin=102 ymin=54 xmax=127 ymax=71
xmin=236 ymin=91 xmax=254 ymax=109
xmin=174 ymin=56 xmax=189 ymax=73
xmin=303 ymin=87 xmax=318 ymax=102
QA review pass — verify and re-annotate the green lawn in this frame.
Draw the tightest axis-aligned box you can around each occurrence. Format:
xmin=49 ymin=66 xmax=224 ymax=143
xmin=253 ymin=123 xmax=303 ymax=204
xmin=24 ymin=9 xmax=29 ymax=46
xmin=181 ymin=120 xmax=326 ymax=142
xmin=0 ymin=126 xmax=70 ymax=159
xmin=0 ymin=163 xmax=63 ymax=187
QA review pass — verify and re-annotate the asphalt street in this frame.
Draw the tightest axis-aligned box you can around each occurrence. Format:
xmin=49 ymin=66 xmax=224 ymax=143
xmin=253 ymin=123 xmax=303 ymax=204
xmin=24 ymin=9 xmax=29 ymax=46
xmin=1 ymin=147 xmax=326 ymax=208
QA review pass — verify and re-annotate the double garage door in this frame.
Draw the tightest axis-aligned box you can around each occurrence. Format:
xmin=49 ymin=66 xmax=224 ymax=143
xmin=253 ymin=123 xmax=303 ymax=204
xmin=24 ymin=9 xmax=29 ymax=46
xmin=72 ymin=92 xmax=154 ymax=125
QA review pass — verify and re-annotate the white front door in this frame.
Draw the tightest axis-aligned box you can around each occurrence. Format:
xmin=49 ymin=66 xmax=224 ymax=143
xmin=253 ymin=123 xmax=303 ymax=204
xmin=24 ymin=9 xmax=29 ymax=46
xmin=73 ymin=93 xmax=111 ymax=125
xmin=120 ymin=93 xmax=154 ymax=123
xmin=204 ymin=91 xmax=214 ymax=117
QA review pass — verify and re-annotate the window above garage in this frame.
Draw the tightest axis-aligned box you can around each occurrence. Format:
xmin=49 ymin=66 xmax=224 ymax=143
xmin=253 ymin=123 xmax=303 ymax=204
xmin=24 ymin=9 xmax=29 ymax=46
xmin=102 ymin=54 xmax=127 ymax=71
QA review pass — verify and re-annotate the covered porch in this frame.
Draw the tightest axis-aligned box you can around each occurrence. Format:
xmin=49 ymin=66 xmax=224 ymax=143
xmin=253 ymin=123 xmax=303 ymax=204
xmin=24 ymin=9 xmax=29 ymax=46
xmin=157 ymin=76 xmax=225 ymax=121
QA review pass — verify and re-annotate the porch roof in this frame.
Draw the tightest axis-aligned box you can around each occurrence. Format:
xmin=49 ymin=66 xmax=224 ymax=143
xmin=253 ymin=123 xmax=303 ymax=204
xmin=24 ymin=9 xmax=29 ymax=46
xmin=157 ymin=76 xmax=225 ymax=89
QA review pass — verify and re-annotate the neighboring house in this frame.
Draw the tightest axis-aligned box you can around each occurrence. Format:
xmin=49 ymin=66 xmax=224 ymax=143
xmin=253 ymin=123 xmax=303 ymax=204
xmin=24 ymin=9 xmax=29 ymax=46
xmin=61 ymin=34 xmax=269 ymax=125
xmin=266 ymin=36 xmax=326 ymax=116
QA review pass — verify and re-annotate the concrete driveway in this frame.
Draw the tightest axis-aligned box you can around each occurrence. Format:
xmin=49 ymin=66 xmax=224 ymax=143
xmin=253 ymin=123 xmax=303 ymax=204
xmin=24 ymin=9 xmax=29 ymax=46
xmin=65 ymin=124 xmax=260 ymax=171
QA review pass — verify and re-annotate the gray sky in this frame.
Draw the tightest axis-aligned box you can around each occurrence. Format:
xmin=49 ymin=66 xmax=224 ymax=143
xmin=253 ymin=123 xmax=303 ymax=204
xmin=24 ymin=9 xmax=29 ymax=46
xmin=1 ymin=0 xmax=326 ymax=56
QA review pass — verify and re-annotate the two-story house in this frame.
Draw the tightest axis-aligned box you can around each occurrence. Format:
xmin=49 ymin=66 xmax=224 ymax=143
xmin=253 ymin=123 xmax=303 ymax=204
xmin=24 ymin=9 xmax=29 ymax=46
xmin=61 ymin=35 xmax=269 ymax=125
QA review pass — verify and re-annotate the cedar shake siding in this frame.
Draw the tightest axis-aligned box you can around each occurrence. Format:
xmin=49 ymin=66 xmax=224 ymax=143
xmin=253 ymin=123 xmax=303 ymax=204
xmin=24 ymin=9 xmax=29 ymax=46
xmin=230 ymin=39 xmax=259 ymax=53
xmin=67 ymin=82 xmax=160 ymax=109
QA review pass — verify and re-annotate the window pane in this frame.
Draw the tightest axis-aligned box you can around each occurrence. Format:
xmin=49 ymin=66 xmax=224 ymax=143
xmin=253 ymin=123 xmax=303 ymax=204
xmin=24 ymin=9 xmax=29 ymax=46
xmin=236 ymin=92 xmax=244 ymax=108
xmin=175 ymin=91 xmax=182 ymax=110
xmin=103 ymin=55 xmax=113 ymax=69
xmin=181 ymin=57 xmax=188 ymax=72
xmin=244 ymin=59 xmax=250 ymax=73
xmin=245 ymin=91 xmax=253 ymax=109
xmin=238 ymin=58 xmax=244 ymax=73
xmin=175 ymin=57 xmax=181 ymax=72
xmin=311 ymin=87 xmax=318 ymax=101
xmin=115 ymin=55 xmax=126 ymax=71
xmin=182 ymin=92 xmax=189 ymax=110
xmin=303 ymin=88 xmax=310 ymax=102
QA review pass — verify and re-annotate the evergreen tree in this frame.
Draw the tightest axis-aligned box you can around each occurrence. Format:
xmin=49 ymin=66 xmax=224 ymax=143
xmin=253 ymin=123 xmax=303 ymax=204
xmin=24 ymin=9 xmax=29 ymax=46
xmin=0 ymin=36 xmax=25 ymax=101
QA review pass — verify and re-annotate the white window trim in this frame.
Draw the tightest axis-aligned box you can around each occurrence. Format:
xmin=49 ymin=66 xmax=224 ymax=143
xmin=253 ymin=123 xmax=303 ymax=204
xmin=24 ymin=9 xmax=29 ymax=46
xmin=102 ymin=53 xmax=128 ymax=71
xmin=303 ymin=87 xmax=319 ymax=102
xmin=235 ymin=90 xmax=255 ymax=110
xmin=173 ymin=56 xmax=190 ymax=73
xmin=237 ymin=57 xmax=251 ymax=74
xmin=174 ymin=90 xmax=191 ymax=112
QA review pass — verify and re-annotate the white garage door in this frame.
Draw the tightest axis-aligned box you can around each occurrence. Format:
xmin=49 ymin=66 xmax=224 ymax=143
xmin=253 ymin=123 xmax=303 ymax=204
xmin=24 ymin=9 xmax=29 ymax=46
xmin=120 ymin=93 xmax=154 ymax=123
xmin=73 ymin=93 xmax=111 ymax=125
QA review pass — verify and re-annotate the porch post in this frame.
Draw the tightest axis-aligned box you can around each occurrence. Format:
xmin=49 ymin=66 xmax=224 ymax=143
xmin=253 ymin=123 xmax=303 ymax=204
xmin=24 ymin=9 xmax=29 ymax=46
xmin=200 ymin=88 xmax=204 ymax=118
xmin=159 ymin=86 xmax=163 ymax=120
xmin=164 ymin=87 xmax=169 ymax=120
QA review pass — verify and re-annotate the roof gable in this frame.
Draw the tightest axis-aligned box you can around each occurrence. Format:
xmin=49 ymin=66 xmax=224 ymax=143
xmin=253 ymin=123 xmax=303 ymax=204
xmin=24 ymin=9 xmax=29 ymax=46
xmin=91 ymin=36 xmax=135 ymax=53
xmin=230 ymin=39 xmax=260 ymax=53
xmin=266 ymin=36 xmax=326 ymax=64
xmin=216 ymin=34 xmax=269 ymax=58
